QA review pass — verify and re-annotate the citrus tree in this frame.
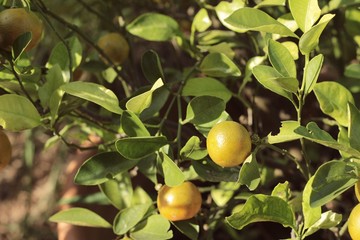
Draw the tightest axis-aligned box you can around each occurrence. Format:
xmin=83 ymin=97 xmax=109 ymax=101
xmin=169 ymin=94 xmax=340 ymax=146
xmin=0 ymin=0 xmax=360 ymax=239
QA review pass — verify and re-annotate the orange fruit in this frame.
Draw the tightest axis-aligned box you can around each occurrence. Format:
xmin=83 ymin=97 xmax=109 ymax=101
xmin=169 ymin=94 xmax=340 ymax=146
xmin=0 ymin=8 xmax=44 ymax=51
xmin=206 ymin=121 xmax=251 ymax=168
xmin=0 ymin=130 xmax=12 ymax=171
xmin=157 ymin=181 xmax=202 ymax=221
xmin=348 ymin=203 xmax=360 ymax=240
xmin=355 ymin=181 xmax=360 ymax=202
xmin=97 ymin=32 xmax=129 ymax=65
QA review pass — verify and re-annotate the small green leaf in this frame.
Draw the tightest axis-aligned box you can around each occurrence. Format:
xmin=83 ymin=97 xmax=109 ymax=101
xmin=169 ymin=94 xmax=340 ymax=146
xmin=345 ymin=63 xmax=360 ymax=79
xmin=299 ymin=14 xmax=335 ymax=54
xmin=173 ymin=221 xmax=199 ymax=240
xmin=268 ymin=39 xmax=296 ymax=78
xmin=215 ymin=0 xmax=246 ymax=32
xmin=12 ymin=32 xmax=32 ymax=61
xmin=225 ymin=8 xmax=298 ymax=38
xmin=302 ymin=175 xmax=321 ymax=230
xmin=192 ymin=159 xmax=239 ymax=182
xmin=61 ymin=81 xmax=122 ymax=114
xmin=303 ymin=54 xmax=324 ymax=97
xmin=226 ymin=194 xmax=296 ymax=230
xmin=313 ymin=81 xmax=354 ymax=127
xmin=348 ymin=103 xmax=360 ymax=151
xmin=308 ymin=160 xmax=358 ymax=207
xmin=182 ymin=77 xmax=232 ymax=103
xmin=211 ymin=182 xmax=241 ymax=207
xmin=184 ymin=96 xmax=226 ymax=125
xmin=271 ymin=181 xmax=291 ymax=201
xmin=288 ymin=0 xmax=321 ymax=32
xmin=49 ymin=207 xmax=112 ymax=228
xmin=255 ymin=0 xmax=286 ymax=8
xmin=74 ymin=152 xmax=139 ymax=185
xmin=238 ymin=154 xmax=260 ymax=191
xmin=131 ymin=186 xmax=153 ymax=206
xmin=126 ymin=78 xmax=164 ymax=115
xmin=121 ymin=110 xmax=150 ymax=137
xmin=116 ymin=136 xmax=168 ymax=160
xmin=267 ymin=121 xmax=301 ymax=144
xmin=130 ymin=214 xmax=173 ymax=240
xmin=161 ymin=153 xmax=185 ymax=187
xmin=127 ymin=13 xmax=179 ymax=41
xmin=192 ymin=8 xmax=212 ymax=32
xmin=303 ymin=211 xmax=342 ymax=237
xmin=0 ymin=94 xmax=41 ymax=131
xmin=199 ymin=52 xmax=241 ymax=77
xmin=113 ymin=203 xmax=152 ymax=235
xmin=39 ymin=64 xmax=66 ymax=108
xmin=141 ymin=50 xmax=165 ymax=84
xmin=180 ymin=136 xmax=208 ymax=161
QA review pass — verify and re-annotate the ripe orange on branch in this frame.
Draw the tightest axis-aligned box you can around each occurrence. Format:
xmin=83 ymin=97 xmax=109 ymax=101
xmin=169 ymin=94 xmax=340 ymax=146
xmin=207 ymin=121 xmax=251 ymax=168
xmin=0 ymin=8 xmax=44 ymax=51
xmin=97 ymin=32 xmax=129 ymax=66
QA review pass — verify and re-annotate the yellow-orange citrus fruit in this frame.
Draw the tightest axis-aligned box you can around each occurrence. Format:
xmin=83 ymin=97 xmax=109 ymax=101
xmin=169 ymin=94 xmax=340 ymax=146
xmin=157 ymin=181 xmax=202 ymax=221
xmin=0 ymin=8 xmax=44 ymax=51
xmin=348 ymin=203 xmax=360 ymax=240
xmin=0 ymin=130 xmax=12 ymax=171
xmin=355 ymin=181 xmax=360 ymax=202
xmin=97 ymin=32 xmax=129 ymax=65
xmin=207 ymin=121 xmax=251 ymax=168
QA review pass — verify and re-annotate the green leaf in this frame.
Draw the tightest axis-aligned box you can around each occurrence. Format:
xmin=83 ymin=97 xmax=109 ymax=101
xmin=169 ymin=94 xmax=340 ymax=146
xmin=271 ymin=181 xmax=291 ymax=202
xmin=308 ymin=160 xmax=358 ymax=207
xmin=199 ymin=52 xmax=241 ymax=77
xmin=303 ymin=54 xmax=324 ymax=97
xmin=192 ymin=159 xmax=240 ymax=182
xmin=238 ymin=154 xmax=260 ymax=191
xmin=180 ymin=136 xmax=208 ymax=161
xmin=253 ymin=65 xmax=296 ymax=101
xmin=126 ymin=78 xmax=164 ymax=115
xmin=268 ymin=39 xmax=297 ymax=78
xmin=49 ymin=207 xmax=112 ymax=228
xmin=121 ymin=110 xmax=150 ymax=137
xmin=99 ymin=173 xmax=133 ymax=210
xmin=126 ymin=13 xmax=179 ymax=41
xmin=225 ymin=8 xmax=298 ymax=38
xmin=294 ymin=122 xmax=360 ymax=158
xmin=288 ymin=0 xmax=321 ymax=32
xmin=61 ymin=81 xmax=122 ymax=114
xmin=130 ymin=214 xmax=173 ymax=240
xmin=116 ymin=136 xmax=168 ymax=160
xmin=12 ymin=32 xmax=32 ymax=61
xmin=255 ymin=0 xmax=286 ymax=8
xmin=161 ymin=153 xmax=185 ymax=187
xmin=173 ymin=221 xmax=199 ymax=240
xmin=39 ymin=64 xmax=66 ymax=108
xmin=226 ymin=194 xmax=296 ymax=230
xmin=101 ymin=67 xmax=117 ymax=83
xmin=182 ymin=77 xmax=232 ymax=103
xmin=267 ymin=121 xmax=301 ymax=144
xmin=0 ymin=94 xmax=41 ymax=131
xmin=304 ymin=211 xmax=342 ymax=237
xmin=140 ymin=86 xmax=170 ymax=120
xmin=211 ymin=182 xmax=241 ymax=207
xmin=302 ymin=175 xmax=321 ymax=230
xmin=215 ymin=0 xmax=246 ymax=32
xmin=348 ymin=103 xmax=360 ymax=151
xmin=131 ymin=186 xmax=153 ymax=206
xmin=74 ymin=152 xmax=139 ymax=185
xmin=299 ymin=14 xmax=335 ymax=54
xmin=313 ymin=81 xmax=354 ymax=127
xmin=141 ymin=50 xmax=165 ymax=84
xmin=192 ymin=8 xmax=212 ymax=33
xmin=345 ymin=63 xmax=360 ymax=79
xmin=183 ymin=96 xmax=226 ymax=125
xmin=113 ymin=203 xmax=152 ymax=235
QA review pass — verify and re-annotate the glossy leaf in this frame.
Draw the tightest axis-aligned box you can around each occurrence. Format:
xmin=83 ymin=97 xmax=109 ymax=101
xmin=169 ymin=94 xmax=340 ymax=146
xmin=313 ymin=81 xmax=354 ymax=126
xmin=116 ymin=136 xmax=168 ymax=160
xmin=238 ymin=154 xmax=260 ymax=191
xmin=121 ymin=110 xmax=150 ymax=137
xmin=268 ymin=39 xmax=296 ymax=78
xmin=49 ymin=207 xmax=112 ymax=228
xmin=192 ymin=8 xmax=211 ymax=33
xmin=348 ymin=103 xmax=360 ymax=151
xmin=140 ymin=87 xmax=170 ymax=120
xmin=308 ymin=160 xmax=358 ymax=207
xmin=141 ymin=50 xmax=165 ymax=84
xmin=302 ymin=175 xmax=321 ymax=230
xmin=299 ymin=14 xmax=335 ymax=54
xmin=161 ymin=153 xmax=185 ymax=187
xmin=215 ymin=0 xmax=246 ymax=32
xmin=74 ymin=152 xmax=139 ymax=185
xmin=255 ymin=0 xmax=286 ymax=8
xmin=113 ymin=203 xmax=152 ymax=235
xmin=288 ymin=0 xmax=321 ymax=32
xmin=226 ymin=194 xmax=296 ymax=230
xmin=127 ymin=13 xmax=179 ymax=41
xmin=199 ymin=52 xmax=241 ymax=77
xmin=126 ymin=78 xmax=164 ymax=115
xmin=182 ymin=77 xmax=232 ymax=103
xmin=271 ymin=182 xmax=291 ymax=202
xmin=173 ymin=221 xmax=199 ymax=240
xmin=184 ymin=96 xmax=226 ymax=125
xmin=39 ymin=64 xmax=66 ymax=108
xmin=303 ymin=54 xmax=324 ymax=97
xmin=225 ymin=8 xmax=298 ymax=38
xmin=267 ymin=121 xmax=301 ymax=144
xmin=304 ymin=211 xmax=342 ymax=237
xmin=0 ymin=94 xmax=41 ymax=131
xmin=130 ymin=214 xmax=173 ymax=240
xmin=192 ymin=159 xmax=239 ymax=182
xmin=61 ymin=81 xmax=122 ymax=114
xmin=180 ymin=136 xmax=208 ymax=161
